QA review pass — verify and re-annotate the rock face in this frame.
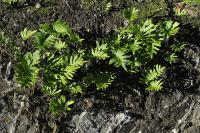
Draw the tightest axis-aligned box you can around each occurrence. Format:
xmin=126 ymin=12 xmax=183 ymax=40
xmin=0 ymin=0 xmax=200 ymax=133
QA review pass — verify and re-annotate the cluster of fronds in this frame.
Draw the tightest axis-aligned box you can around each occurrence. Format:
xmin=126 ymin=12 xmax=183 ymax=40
xmin=14 ymin=7 xmax=186 ymax=114
xmin=143 ymin=65 xmax=165 ymax=91
xmin=15 ymin=20 xmax=116 ymax=115
xmin=183 ymin=0 xmax=200 ymax=5
xmin=2 ymin=0 xmax=24 ymax=4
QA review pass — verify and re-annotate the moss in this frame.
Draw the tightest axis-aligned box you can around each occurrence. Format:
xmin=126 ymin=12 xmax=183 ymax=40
xmin=133 ymin=0 xmax=168 ymax=19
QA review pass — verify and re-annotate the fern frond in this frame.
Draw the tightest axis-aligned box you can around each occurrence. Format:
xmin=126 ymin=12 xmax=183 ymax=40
xmin=123 ymin=7 xmax=138 ymax=22
xmin=54 ymin=39 xmax=67 ymax=50
xmin=2 ymin=0 xmax=24 ymax=4
xmin=53 ymin=20 xmax=71 ymax=35
xmin=170 ymin=42 xmax=186 ymax=52
xmin=91 ymin=42 xmax=109 ymax=60
xmin=145 ymin=64 xmax=165 ymax=82
xmin=15 ymin=51 xmax=40 ymax=87
xmin=146 ymin=80 xmax=163 ymax=91
xmin=68 ymin=83 xmax=83 ymax=94
xmin=69 ymin=54 xmax=85 ymax=67
xmin=161 ymin=20 xmax=179 ymax=38
xmin=20 ymin=28 xmax=37 ymax=41
xmin=140 ymin=20 xmax=157 ymax=37
xmin=0 ymin=32 xmax=9 ymax=45
xmin=146 ymin=41 xmax=161 ymax=58
xmin=105 ymin=2 xmax=112 ymax=12
xmin=44 ymin=35 xmax=57 ymax=48
xmin=64 ymin=54 xmax=85 ymax=80
xmin=43 ymin=85 xmax=62 ymax=96
xmin=109 ymin=49 xmax=129 ymax=71
xmin=83 ymin=72 xmax=116 ymax=90
xmin=166 ymin=53 xmax=178 ymax=64
xmin=130 ymin=39 xmax=142 ymax=55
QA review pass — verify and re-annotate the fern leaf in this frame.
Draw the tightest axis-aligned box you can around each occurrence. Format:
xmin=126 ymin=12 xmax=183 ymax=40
xmin=91 ymin=42 xmax=109 ymax=60
xmin=44 ymin=35 xmax=57 ymax=48
xmin=140 ymin=20 xmax=157 ymax=36
xmin=64 ymin=54 xmax=85 ymax=80
xmin=161 ymin=20 xmax=179 ymax=38
xmin=130 ymin=39 xmax=142 ymax=55
xmin=109 ymin=49 xmax=129 ymax=71
xmin=146 ymin=80 xmax=163 ymax=91
xmin=54 ymin=39 xmax=67 ymax=50
xmin=53 ymin=20 xmax=71 ymax=35
xmin=43 ymin=86 xmax=62 ymax=96
xmin=64 ymin=66 xmax=78 ymax=80
xmin=170 ymin=42 xmax=186 ymax=52
xmin=105 ymin=2 xmax=112 ymax=12
xmin=20 ymin=28 xmax=37 ymax=41
xmin=147 ymin=41 xmax=161 ymax=58
xmin=68 ymin=83 xmax=83 ymax=94
xmin=15 ymin=51 xmax=40 ymax=87
xmin=2 ymin=0 xmax=24 ymax=4
xmin=146 ymin=65 xmax=165 ymax=82
xmin=166 ymin=53 xmax=178 ymax=64
xmin=69 ymin=54 xmax=85 ymax=67
xmin=123 ymin=7 xmax=138 ymax=22
xmin=83 ymin=72 xmax=116 ymax=90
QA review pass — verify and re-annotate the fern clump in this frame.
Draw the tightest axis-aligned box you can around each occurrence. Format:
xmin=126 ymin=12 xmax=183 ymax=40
xmin=143 ymin=65 xmax=165 ymax=91
xmin=15 ymin=20 xmax=115 ymax=115
xmin=14 ymin=8 xmax=186 ymax=114
xmin=90 ymin=7 xmax=185 ymax=90
xmin=2 ymin=0 xmax=24 ymax=4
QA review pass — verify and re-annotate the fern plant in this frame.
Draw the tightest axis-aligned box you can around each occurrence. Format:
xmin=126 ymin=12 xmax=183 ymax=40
xmin=15 ymin=20 xmax=116 ymax=115
xmin=49 ymin=95 xmax=74 ymax=115
xmin=83 ymin=71 xmax=116 ymax=90
xmin=15 ymin=50 xmax=40 ymax=88
xmin=20 ymin=28 xmax=37 ymax=41
xmin=2 ymin=0 xmax=24 ymax=4
xmin=183 ymin=0 xmax=200 ymax=5
xmin=143 ymin=65 xmax=165 ymax=91
xmin=13 ymin=7 xmax=186 ymax=114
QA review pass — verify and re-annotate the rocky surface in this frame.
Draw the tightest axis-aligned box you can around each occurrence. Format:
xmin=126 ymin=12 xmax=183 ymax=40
xmin=0 ymin=0 xmax=200 ymax=133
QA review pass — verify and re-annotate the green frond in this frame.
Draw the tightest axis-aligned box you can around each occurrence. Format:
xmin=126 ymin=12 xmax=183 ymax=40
xmin=68 ymin=83 xmax=83 ymax=94
xmin=64 ymin=66 xmax=78 ymax=80
xmin=53 ymin=20 xmax=71 ymax=35
xmin=123 ymin=7 xmax=138 ymax=22
xmin=139 ymin=20 xmax=157 ymax=37
xmin=54 ymin=39 xmax=67 ymax=50
xmin=20 ymin=28 xmax=37 ymax=41
xmin=84 ymin=72 xmax=116 ymax=90
xmin=44 ymin=35 xmax=57 ymax=48
xmin=42 ymin=85 xmax=62 ymax=96
xmin=129 ymin=39 xmax=142 ymax=55
xmin=0 ymin=32 xmax=9 ymax=45
xmin=15 ymin=51 xmax=40 ymax=88
xmin=2 ymin=0 xmax=24 ymax=4
xmin=91 ymin=42 xmax=109 ymax=60
xmin=49 ymin=95 xmax=74 ymax=115
xmin=161 ymin=20 xmax=179 ymax=38
xmin=170 ymin=42 xmax=186 ymax=52
xmin=183 ymin=0 xmax=200 ymax=5
xmin=166 ymin=53 xmax=178 ymax=64
xmin=146 ymin=80 xmax=163 ymax=91
xmin=145 ymin=64 xmax=165 ymax=82
xmin=69 ymin=54 xmax=85 ymax=67
xmin=146 ymin=41 xmax=161 ymax=58
xmin=109 ymin=49 xmax=129 ymax=71
xmin=104 ymin=2 xmax=112 ymax=12
xmin=64 ymin=54 xmax=85 ymax=80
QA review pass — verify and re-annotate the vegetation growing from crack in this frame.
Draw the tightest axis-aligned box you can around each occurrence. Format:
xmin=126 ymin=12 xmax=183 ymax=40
xmin=183 ymin=0 xmax=200 ymax=5
xmin=2 ymin=0 xmax=24 ymax=4
xmin=13 ymin=8 xmax=185 ymax=115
